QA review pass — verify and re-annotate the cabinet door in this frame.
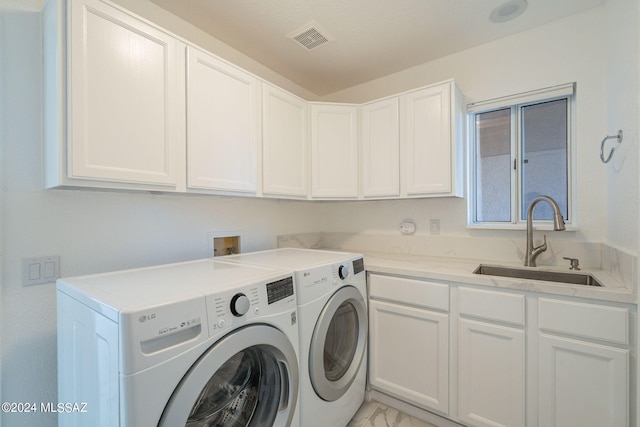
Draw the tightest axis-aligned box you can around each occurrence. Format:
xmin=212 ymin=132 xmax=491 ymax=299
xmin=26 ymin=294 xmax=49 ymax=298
xmin=458 ymin=318 xmax=525 ymax=427
xmin=310 ymin=104 xmax=359 ymax=198
xmin=369 ymin=300 xmax=449 ymax=415
xmin=262 ymin=84 xmax=308 ymax=197
xmin=68 ymin=0 xmax=184 ymax=187
xmin=539 ymin=334 xmax=628 ymax=427
xmin=400 ymin=83 xmax=452 ymax=196
xmin=187 ymin=46 xmax=260 ymax=192
xmin=361 ymin=98 xmax=400 ymax=198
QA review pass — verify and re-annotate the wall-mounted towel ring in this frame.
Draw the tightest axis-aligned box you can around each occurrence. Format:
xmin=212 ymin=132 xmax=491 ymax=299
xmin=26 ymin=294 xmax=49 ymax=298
xmin=600 ymin=130 xmax=623 ymax=163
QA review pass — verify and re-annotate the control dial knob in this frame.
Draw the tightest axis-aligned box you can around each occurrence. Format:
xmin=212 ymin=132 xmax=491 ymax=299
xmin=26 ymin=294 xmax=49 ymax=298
xmin=230 ymin=293 xmax=250 ymax=317
xmin=338 ymin=264 xmax=349 ymax=280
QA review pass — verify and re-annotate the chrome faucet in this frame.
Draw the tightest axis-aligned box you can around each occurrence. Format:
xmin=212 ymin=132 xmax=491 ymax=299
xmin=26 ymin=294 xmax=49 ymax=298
xmin=525 ymin=196 xmax=566 ymax=267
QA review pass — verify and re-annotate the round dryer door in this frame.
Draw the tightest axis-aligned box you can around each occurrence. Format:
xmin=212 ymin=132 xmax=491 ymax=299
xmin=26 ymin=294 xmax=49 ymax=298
xmin=159 ymin=324 xmax=299 ymax=427
xmin=309 ymin=285 xmax=367 ymax=402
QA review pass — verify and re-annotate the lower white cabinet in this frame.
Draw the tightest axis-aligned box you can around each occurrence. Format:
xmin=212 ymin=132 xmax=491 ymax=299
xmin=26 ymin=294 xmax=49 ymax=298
xmin=538 ymin=334 xmax=628 ymax=427
xmin=369 ymin=300 xmax=449 ymax=414
xmin=457 ymin=286 xmax=526 ymax=427
xmin=367 ymin=274 xmax=633 ymax=427
xmin=458 ymin=319 xmax=525 ymax=427
xmin=538 ymin=298 xmax=630 ymax=427
xmin=368 ymin=274 xmax=449 ymax=415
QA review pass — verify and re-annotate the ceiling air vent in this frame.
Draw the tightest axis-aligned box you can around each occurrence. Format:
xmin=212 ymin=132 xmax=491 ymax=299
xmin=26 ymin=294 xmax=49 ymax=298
xmin=288 ymin=21 xmax=334 ymax=51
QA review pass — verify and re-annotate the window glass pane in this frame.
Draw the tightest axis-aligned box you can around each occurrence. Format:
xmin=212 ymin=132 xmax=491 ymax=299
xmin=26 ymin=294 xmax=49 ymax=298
xmin=475 ymin=108 xmax=511 ymax=222
xmin=520 ymin=99 xmax=568 ymax=220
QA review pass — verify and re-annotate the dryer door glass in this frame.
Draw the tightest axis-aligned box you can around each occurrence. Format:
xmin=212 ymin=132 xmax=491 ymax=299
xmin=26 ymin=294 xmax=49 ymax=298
xmin=187 ymin=347 xmax=280 ymax=427
xmin=310 ymin=285 xmax=368 ymax=402
xmin=324 ymin=302 xmax=358 ymax=381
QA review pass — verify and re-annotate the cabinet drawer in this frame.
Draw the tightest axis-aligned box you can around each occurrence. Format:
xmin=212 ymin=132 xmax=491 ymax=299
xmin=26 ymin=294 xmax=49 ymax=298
xmin=458 ymin=287 xmax=525 ymax=326
xmin=539 ymin=298 xmax=629 ymax=345
xmin=368 ymin=274 xmax=448 ymax=312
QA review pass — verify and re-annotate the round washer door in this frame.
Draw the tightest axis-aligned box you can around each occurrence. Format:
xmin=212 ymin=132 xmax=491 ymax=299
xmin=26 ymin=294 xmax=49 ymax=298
xmin=159 ymin=324 xmax=299 ymax=427
xmin=309 ymin=285 xmax=367 ymax=402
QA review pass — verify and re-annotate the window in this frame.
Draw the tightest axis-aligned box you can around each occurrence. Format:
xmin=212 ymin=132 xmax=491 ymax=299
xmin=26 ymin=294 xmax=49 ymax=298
xmin=468 ymin=84 xmax=574 ymax=228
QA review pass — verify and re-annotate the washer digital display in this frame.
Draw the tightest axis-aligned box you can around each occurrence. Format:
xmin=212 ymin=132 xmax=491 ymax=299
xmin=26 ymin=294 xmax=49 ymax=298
xmin=266 ymin=276 xmax=294 ymax=304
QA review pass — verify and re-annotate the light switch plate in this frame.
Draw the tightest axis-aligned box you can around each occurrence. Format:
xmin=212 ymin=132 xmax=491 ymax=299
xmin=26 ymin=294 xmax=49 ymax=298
xmin=22 ymin=256 xmax=60 ymax=286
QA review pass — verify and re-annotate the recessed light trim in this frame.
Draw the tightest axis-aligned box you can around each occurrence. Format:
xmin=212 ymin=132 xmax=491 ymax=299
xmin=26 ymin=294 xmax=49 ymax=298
xmin=490 ymin=0 xmax=528 ymax=23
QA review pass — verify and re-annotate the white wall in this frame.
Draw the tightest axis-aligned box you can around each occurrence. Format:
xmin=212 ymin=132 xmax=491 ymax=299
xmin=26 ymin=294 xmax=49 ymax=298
xmin=605 ymin=0 xmax=639 ymax=258
xmin=320 ymin=6 xmax=631 ymax=252
xmin=0 ymin=8 xmax=321 ymax=427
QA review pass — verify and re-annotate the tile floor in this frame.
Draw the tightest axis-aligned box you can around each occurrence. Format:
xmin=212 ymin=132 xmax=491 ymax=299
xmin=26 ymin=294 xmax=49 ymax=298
xmin=346 ymin=400 xmax=439 ymax=427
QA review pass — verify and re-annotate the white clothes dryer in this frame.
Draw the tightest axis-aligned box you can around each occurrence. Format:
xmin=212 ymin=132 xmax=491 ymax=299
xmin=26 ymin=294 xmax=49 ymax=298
xmin=56 ymin=259 xmax=300 ymax=427
xmin=223 ymin=249 xmax=367 ymax=427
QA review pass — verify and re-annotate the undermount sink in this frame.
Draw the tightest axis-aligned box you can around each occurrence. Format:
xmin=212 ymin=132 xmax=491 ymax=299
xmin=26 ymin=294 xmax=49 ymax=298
xmin=474 ymin=264 xmax=603 ymax=287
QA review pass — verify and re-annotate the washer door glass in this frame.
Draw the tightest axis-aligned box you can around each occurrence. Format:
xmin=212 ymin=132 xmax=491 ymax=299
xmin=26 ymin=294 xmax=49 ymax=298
xmin=310 ymin=285 xmax=367 ymax=402
xmin=187 ymin=347 xmax=280 ymax=426
xmin=160 ymin=324 xmax=299 ymax=427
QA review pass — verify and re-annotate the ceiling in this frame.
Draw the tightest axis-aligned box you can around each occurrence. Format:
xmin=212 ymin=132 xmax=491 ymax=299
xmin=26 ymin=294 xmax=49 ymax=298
xmin=149 ymin=0 xmax=605 ymax=96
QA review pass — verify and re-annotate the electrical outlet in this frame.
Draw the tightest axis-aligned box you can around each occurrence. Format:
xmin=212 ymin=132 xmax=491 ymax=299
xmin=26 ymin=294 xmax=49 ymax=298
xmin=430 ymin=219 xmax=441 ymax=235
xmin=22 ymin=256 xmax=60 ymax=286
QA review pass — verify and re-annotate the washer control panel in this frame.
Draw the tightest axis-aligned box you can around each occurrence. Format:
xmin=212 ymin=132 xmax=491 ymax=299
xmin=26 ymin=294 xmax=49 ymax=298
xmin=205 ymin=274 xmax=296 ymax=338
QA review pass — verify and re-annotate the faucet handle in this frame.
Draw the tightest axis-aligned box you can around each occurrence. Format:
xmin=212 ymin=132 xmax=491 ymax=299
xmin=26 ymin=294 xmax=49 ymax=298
xmin=563 ymin=257 xmax=580 ymax=270
xmin=534 ymin=234 xmax=548 ymax=252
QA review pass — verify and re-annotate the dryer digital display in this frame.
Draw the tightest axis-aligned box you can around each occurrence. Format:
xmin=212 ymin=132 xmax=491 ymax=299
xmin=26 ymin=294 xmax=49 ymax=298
xmin=266 ymin=276 xmax=294 ymax=304
xmin=353 ymin=258 xmax=364 ymax=275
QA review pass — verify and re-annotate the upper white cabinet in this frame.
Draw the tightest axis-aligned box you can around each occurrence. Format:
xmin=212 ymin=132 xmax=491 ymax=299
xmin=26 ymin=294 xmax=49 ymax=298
xmin=310 ymin=104 xmax=359 ymax=199
xmin=400 ymin=81 xmax=464 ymax=197
xmin=43 ymin=0 xmax=186 ymax=191
xmin=186 ymin=46 xmax=260 ymax=194
xmin=43 ymin=0 xmax=463 ymax=200
xmin=361 ymin=98 xmax=400 ymax=198
xmin=358 ymin=80 xmax=464 ymax=200
xmin=261 ymin=84 xmax=308 ymax=198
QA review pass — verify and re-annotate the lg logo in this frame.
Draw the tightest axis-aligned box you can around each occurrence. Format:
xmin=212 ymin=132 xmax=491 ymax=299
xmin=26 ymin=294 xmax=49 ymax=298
xmin=138 ymin=313 xmax=156 ymax=323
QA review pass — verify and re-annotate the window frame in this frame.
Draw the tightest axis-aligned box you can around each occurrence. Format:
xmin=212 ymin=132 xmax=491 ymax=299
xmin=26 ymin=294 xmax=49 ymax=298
xmin=466 ymin=83 xmax=577 ymax=230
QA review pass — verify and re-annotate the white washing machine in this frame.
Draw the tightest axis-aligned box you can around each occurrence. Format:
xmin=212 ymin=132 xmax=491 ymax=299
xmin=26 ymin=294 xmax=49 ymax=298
xmin=56 ymin=258 xmax=300 ymax=427
xmin=223 ymin=249 xmax=367 ymax=427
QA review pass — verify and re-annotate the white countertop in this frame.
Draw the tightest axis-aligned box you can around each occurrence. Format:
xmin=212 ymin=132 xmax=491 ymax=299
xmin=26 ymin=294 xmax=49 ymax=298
xmin=361 ymin=251 xmax=636 ymax=304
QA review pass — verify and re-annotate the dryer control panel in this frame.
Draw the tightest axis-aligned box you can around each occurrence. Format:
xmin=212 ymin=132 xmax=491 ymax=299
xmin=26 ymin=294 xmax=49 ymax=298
xmin=296 ymin=257 xmax=366 ymax=305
